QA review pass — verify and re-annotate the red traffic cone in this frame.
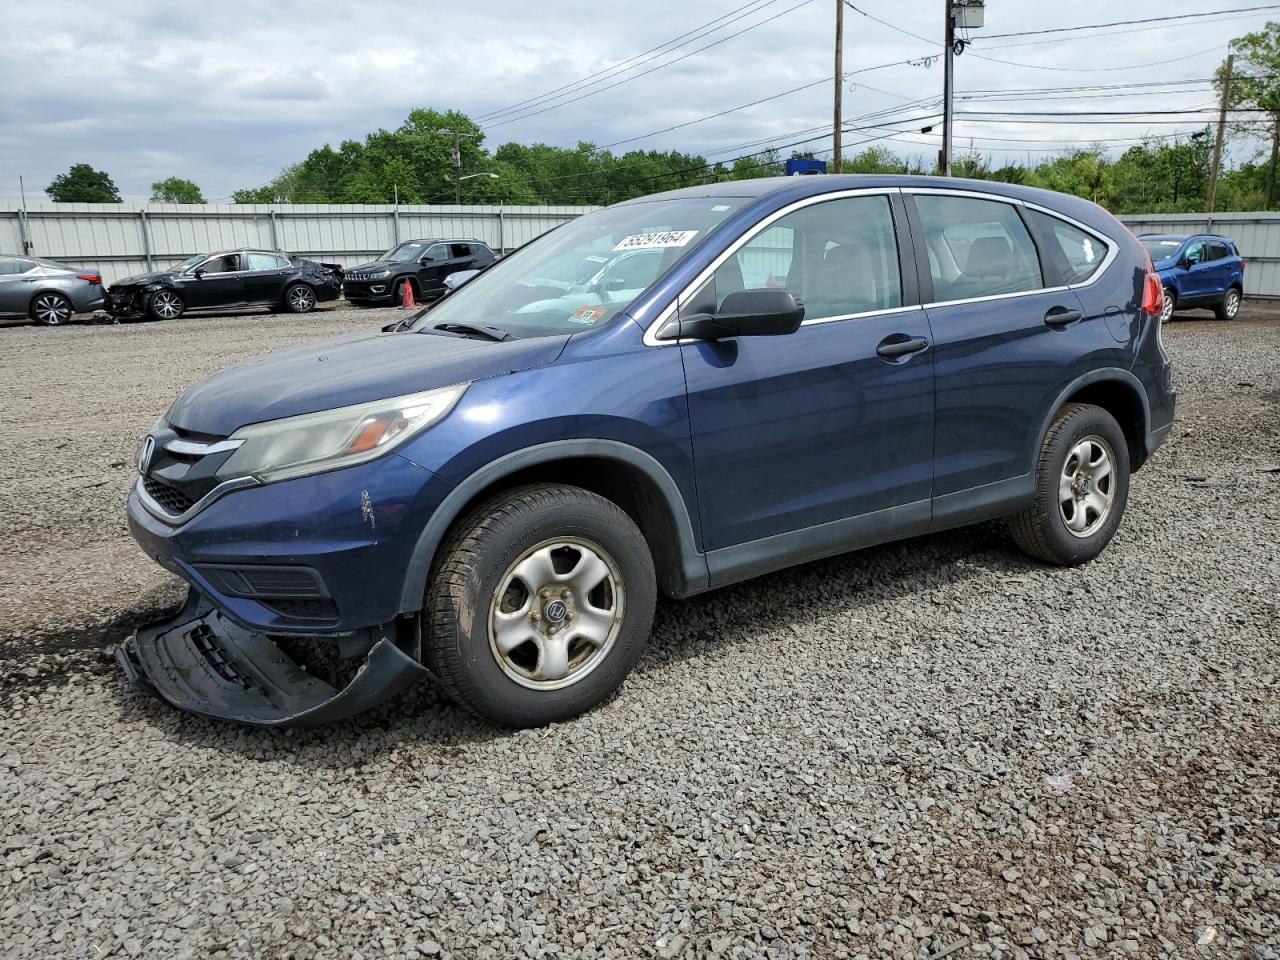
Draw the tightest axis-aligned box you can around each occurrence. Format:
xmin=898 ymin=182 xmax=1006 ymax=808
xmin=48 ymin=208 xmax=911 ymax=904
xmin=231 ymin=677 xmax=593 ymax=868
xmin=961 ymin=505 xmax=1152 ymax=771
xmin=400 ymin=282 xmax=416 ymax=310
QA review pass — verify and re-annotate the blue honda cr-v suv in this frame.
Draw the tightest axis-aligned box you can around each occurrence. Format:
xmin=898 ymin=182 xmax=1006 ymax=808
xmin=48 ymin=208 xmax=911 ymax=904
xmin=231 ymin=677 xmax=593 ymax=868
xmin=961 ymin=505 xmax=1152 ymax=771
xmin=1141 ymin=233 xmax=1244 ymax=323
xmin=119 ymin=175 xmax=1176 ymax=729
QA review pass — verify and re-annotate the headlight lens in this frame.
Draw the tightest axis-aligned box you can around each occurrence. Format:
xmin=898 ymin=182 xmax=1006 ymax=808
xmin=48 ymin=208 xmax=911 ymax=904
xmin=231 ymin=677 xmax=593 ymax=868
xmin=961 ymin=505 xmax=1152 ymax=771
xmin=215 ymin=383 xmax=467 ymax=483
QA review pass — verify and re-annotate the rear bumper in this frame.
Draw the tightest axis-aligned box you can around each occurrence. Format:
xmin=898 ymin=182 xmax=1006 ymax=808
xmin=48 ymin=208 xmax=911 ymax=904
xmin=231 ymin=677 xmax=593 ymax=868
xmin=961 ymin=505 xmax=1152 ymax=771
xmin=116 ymin=588 xmax=430 ymax=727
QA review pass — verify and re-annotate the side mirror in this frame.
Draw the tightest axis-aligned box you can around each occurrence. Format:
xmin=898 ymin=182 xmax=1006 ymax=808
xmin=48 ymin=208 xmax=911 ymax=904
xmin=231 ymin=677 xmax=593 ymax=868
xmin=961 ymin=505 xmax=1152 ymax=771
xmin=677 ymin=289 xmax=804 ymax=340
xmin=193 ymin=268 xmax=205 ymax=279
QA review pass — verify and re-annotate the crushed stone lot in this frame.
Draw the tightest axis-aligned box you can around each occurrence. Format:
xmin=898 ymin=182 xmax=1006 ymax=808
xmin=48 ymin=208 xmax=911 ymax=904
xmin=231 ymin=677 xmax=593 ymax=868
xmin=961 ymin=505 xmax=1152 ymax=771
xmin=1 ymin=303 xmax=1277 ymax=959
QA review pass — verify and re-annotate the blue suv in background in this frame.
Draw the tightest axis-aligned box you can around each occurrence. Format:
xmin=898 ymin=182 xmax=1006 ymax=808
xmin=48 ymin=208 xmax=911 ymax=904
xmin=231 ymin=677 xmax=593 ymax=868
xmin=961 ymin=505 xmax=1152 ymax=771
xmin=1141 ymin=234 xmax=1244 ymax=322
xmin=119 ymin=175 xmax=1176 ymax=729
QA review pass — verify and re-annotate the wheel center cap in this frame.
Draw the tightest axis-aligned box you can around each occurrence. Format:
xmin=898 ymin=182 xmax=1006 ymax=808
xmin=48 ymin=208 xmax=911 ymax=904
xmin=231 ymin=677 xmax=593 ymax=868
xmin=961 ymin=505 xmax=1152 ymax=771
xmin=544 ymin=599 xmax=568 ymax=624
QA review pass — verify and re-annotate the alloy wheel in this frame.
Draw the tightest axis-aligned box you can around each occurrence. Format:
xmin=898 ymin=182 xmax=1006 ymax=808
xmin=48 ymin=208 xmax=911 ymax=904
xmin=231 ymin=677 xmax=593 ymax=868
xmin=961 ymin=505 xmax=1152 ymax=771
xmin=1159 ymin=289 xmax=1175 ymax=323
xmin=289 ymin=286 xmax=316 ymax=312
xmin=152 ymin=292 xmax=182 ymax=319
xmin=33 ymin=294 xmax=72 ymax=325
xmin=1224 ymin=290 xmax=1240 ymax=319
xmin=1058 ymin=435 xmax=1116 ymax=538
xmin=488 ymin=537 xmax=624 ymax=691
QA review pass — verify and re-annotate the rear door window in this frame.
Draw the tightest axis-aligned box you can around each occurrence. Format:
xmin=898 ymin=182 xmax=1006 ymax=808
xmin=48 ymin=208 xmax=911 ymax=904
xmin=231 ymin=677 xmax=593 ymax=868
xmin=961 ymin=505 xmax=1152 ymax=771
xmin=915 ymin=195 xmax=1043 ymax=301
xmin=246 ymin=252 xmax=287 ymax=271
xmin=449 ymin=243 xmax=471 ymax=259
xmin=1205 ymin=241 xmax=1231 ymax=262
xmin=1027 ymin=210 xmax=1108 ymax=284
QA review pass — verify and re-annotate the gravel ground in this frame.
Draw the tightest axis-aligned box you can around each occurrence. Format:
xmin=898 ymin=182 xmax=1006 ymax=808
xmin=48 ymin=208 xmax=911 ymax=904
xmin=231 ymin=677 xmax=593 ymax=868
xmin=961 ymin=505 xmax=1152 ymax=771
xmin=1 ymin=303 xmax=1277 ymax=959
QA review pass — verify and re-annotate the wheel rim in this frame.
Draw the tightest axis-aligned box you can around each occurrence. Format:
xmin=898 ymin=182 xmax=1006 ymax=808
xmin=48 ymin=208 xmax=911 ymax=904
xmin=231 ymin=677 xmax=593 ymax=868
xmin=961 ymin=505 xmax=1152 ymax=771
xmin=289 ymin=286 xmax=315 ymax=311
xmin=1160 ymin=290 xmax=1175 ymax=323
xmin=1225 ymin=290 xmax=1240 ymax=318
xmin=153 ymin=293 xmax=181 ymax=319
xmin=488 ymin=537 xmax=625 ymax=691
xmin=1058 ymin=435 xmax=1116 ymax=539
xmin=34 ymin=294 xmax=71 ymax=325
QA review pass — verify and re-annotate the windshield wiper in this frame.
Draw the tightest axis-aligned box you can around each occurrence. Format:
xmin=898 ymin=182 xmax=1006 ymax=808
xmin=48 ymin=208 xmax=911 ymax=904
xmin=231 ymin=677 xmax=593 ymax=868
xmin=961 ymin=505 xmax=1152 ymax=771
xmin=430 ymin=322 xmax=514 ymax=342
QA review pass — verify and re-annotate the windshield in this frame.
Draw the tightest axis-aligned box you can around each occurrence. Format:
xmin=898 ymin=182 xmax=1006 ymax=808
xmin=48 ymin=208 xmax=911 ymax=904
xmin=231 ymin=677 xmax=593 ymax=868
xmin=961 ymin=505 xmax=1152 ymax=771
xmin=173 ymin=254 xmax=205 ymax=272
xmin=410 ymin=197 xmax=745 ymax=338
xmin=1141 ymin=238 xmax=1184 ymax=260
xmin=381 ymin=242 xmax=430 ymax=262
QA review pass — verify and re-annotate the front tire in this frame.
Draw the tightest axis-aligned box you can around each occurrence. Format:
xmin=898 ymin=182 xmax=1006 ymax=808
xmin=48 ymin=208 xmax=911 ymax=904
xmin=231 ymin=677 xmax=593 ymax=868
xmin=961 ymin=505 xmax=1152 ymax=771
xmin=283 ymin=283 xmax=317 ymax=314
xmin=1215 ymin=287 xmax=1241 ymax=321
xmin=1160 ymin=287 xmax=1175 ymax=323
xmin=1009 ymin=402 xmax=1130 ymax=566
xmin=147 ymin=290 xmax=184 ymax=321
xmin=30 ymin=292 xmax=73 ymax=326
xmin=426 ymin=484 xmax=656 ymax=728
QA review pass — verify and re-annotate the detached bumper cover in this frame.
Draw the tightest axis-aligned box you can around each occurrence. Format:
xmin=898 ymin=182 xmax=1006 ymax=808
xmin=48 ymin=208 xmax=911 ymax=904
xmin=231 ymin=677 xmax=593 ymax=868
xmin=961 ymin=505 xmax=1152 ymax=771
xmin=116 ymin=588 xmax=430 ymax=727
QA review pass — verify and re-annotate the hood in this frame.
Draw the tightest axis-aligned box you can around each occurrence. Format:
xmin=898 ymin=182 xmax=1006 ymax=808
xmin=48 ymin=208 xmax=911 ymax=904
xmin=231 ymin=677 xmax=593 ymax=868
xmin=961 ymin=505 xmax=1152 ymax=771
xmin=166 ymin=331 xmax=570 ymax=436
xmin=348 ymin=260 xmax=400 ymax=273
xmin=1153 ymin=256 xmax=1180 ymax=272
xmin=113 ymin=270 xmax=177 ymax=287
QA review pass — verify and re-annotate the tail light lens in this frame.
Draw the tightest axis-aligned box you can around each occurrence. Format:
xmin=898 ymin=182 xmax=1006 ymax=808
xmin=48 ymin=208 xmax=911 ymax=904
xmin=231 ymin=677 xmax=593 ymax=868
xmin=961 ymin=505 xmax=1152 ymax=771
xmin=77 ymin=274 xmax=103 ymax=285
xmin=1140 ymin=253 xmax=1163 ymax=318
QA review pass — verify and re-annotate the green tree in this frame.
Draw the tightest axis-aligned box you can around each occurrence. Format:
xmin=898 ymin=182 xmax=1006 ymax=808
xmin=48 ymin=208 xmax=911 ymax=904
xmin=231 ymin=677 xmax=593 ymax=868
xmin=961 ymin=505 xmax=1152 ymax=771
xmin=1218 ymin=25 xmax=1280 ymax=205
xmin=45 ymin=163 xmax=121 ymax=202
xmin=150 ymin=177 xmax=205 ymax=203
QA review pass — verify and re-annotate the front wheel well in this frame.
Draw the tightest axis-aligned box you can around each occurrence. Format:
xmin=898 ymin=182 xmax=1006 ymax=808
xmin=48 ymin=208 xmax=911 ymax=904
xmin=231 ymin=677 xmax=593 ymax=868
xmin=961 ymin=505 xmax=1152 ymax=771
xmin=1061 ymin=380 xmax=1147 ymax=469
xmin=439 ymin=457 xmax=690 ymax=597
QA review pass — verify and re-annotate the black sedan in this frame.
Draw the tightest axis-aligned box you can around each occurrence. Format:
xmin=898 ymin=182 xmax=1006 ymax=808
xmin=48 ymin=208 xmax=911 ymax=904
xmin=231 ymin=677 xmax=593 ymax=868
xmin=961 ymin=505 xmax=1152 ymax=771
xmin=105 ymin=249 xmax=342 ymax=321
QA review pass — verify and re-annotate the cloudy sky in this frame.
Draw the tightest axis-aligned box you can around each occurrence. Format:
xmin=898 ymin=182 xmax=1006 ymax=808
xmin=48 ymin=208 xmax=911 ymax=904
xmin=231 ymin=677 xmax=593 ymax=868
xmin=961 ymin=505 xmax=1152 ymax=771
xmin=0 ymin=0 xmax=1265 ymax=202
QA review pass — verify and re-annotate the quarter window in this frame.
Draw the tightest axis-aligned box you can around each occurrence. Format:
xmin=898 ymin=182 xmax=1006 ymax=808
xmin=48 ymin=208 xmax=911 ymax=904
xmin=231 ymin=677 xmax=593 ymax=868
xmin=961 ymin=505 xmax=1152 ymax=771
xmin=0 ymin=257 xmax=33 ymax=275
xmin=707 ymin=195 xmax=903 ymax=320
xmin=916 ymin=195 xmax=1043 ymax=301
xmin=1027 ymin=209 xmax=1108 ymax=284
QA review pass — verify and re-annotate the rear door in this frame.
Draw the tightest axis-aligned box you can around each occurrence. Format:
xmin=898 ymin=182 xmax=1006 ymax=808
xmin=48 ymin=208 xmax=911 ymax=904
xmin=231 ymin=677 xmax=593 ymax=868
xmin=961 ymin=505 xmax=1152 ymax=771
xmin=242 ymin=252 xmax=292 ymax=304
xmin=680 ymin=190 xmax=934 ymax=555
xmin=181 ymin=253 xmax=245 ymax=308
xmin=907 ymin=191 xmax=1114 ymax=525
xmin=1202 ymin=240 xmax=1234 ymax=297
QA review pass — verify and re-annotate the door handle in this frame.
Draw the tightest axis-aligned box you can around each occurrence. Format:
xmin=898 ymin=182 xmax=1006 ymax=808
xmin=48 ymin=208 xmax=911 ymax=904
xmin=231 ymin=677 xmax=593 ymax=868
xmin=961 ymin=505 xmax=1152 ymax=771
xmin=876 ymin=336 xmax=929 ymax=357
xmin=1044 ymin=306 xmax=1082 ymax=326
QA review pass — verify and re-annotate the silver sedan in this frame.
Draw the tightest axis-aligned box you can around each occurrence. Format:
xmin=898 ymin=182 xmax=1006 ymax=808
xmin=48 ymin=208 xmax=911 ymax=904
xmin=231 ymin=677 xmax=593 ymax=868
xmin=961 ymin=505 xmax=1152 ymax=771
xmin=0 ymin=255 xmax=106 ymax=326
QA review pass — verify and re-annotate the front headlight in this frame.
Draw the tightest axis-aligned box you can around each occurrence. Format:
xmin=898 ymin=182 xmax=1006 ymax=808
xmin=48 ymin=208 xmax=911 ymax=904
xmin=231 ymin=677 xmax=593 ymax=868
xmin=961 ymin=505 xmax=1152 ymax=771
xmin=215 ymin=383 xmax=467 ymax=484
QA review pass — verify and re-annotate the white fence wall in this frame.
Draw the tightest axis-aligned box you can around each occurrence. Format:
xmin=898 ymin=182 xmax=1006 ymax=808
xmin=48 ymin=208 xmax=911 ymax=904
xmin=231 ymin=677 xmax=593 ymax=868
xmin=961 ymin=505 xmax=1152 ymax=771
xmin=2 ymin=203 xmax=1272 ymax=295
xmin=1117 ymin=212 xmax=1274 ymax=299
xmin=0 ymin=202 xmax=599 ymax=285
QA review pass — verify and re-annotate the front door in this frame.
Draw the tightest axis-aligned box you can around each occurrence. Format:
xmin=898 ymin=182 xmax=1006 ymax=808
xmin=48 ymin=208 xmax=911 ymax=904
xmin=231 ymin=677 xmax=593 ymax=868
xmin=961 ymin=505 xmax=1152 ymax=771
xmin=417 ymin=243 xmax=453 ymax=297
xmin=681 ymin=192 xmax=934 ymax=558
xmin=181 ymin=253 xmax=245 ymax=308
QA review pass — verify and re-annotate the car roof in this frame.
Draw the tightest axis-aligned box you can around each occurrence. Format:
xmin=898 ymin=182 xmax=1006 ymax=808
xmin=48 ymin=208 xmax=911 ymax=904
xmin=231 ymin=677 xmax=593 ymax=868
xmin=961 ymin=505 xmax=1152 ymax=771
xmin=1139 ymin=233 xmax=1236 ymax=244
xmin=401 ymin=238 xmax=490 ymax=245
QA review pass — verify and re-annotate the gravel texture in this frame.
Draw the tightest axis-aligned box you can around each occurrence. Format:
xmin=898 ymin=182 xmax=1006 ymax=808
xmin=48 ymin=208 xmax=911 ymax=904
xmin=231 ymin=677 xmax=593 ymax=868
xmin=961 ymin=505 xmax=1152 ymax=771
xmin=1 ymin=304 xmax=1277 ymax=959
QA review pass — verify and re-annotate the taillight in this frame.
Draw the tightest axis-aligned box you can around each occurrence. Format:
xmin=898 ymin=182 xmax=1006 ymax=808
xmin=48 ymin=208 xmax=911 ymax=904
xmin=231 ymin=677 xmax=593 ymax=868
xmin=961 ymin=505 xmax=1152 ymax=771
xmin=77 ymin=274 xmax=102 ymax=285
xmin=1140 ymin=253 xmax=1163 ymax=318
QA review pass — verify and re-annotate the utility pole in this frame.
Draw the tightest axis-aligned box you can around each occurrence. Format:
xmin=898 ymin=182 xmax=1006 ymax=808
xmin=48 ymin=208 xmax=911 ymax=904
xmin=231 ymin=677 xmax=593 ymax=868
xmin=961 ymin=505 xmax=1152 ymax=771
xmin=451 ymin=130 xmax=462 ymax=204
xmin=941 ymin=0 xmax=955 ymax=176
xmin=1206 ymin=53 xmax=1233 ymax=214
xmin=834 ymin=0 xmax=844 ymax=173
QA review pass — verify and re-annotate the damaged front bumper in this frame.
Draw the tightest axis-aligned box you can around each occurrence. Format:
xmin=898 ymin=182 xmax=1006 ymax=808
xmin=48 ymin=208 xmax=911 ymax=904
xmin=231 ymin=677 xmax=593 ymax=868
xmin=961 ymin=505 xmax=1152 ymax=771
xmin=116 ymin=588 xmax=431 ymax=727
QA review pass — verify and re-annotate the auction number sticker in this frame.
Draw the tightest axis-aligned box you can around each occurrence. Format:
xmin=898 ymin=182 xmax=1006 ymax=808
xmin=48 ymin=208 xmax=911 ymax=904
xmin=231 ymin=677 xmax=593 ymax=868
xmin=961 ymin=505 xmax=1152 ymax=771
xmin=613 ymin=230 xmax=698 ymax=251
xmin=568 ymin=305 xmax=607 ymax=325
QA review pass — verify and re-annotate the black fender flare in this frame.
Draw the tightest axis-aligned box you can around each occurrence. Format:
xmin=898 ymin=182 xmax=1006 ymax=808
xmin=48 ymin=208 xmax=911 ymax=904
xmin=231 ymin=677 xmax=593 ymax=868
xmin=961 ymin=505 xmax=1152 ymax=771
xmin=397 ymin=439 xmax=709 ymax=613
xmin=1034 ymin=367 xmax=1152 ymax=462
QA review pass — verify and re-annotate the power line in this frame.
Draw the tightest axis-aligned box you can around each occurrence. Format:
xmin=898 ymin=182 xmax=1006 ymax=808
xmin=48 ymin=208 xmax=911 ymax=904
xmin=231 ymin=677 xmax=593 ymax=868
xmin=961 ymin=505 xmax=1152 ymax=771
xmin=980 ymin=5 xmax=1280 ymax=40
xmin=481 ymin=0 xmax=818 ymax=130
xmin=968 ymin=44 xmax=1226 ymax=73
xmin=476 ymin=0 xmax=782 ymax=122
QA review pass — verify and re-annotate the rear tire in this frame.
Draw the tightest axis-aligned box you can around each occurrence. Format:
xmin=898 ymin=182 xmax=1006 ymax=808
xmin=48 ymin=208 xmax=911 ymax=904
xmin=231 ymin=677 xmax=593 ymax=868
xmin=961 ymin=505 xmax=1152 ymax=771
xmin=283 ymin=283 xmax=316 ymax=314
xmin=30 ymin=292 xmax=73 ymax=326
xmin=426 ymin=483 xmax=656 ymax=728
xmin=1214 ymin=286 xmax=1241 ymax=321
xmin=1009 ymin=402 xmax=1130 ymax=566
xmin=147 ymin=290 xmax=184 ymax=321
